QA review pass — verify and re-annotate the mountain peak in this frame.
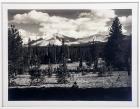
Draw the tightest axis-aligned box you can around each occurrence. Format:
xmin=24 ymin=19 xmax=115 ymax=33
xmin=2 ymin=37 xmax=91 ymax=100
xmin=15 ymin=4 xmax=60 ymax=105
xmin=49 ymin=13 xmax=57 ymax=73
xmin=26 ymin=33 xmax=108 ymax=46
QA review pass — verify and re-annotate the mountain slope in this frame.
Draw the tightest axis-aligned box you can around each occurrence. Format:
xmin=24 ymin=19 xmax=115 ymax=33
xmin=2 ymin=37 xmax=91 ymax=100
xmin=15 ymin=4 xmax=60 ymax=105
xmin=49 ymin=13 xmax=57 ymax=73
xmin=26 ymin=33 xmax=108 ymax=46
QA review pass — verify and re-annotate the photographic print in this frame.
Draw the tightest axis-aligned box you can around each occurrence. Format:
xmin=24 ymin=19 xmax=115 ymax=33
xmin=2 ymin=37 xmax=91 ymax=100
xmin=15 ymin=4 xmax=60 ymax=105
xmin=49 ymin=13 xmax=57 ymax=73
xmin=8 ymin=8 xmax=132 ymax=101
xmin=2 ymin=3 xmax=138 ymax=107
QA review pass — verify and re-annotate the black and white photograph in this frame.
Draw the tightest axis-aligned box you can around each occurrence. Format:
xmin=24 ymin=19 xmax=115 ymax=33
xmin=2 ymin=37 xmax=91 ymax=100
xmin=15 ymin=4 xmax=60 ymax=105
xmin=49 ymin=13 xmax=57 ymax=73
xmin=7 ymin=8 xmax=133 ymax=101
xmin=7 ymin=8 xmax=134 ymax=101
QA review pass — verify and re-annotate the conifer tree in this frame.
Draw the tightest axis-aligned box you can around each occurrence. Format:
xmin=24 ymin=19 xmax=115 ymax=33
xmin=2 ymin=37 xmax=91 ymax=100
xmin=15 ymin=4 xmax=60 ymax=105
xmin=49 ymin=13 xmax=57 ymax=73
xmin=105 ymin=17 xmax=123 ymax=68
xmin=8 ymin=25 xmax=23 ymax=77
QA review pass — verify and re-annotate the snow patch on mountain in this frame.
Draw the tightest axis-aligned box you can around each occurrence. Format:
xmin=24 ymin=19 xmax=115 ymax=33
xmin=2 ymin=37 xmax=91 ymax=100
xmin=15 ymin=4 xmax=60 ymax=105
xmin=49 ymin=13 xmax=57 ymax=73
xmin=26 ymin=33 xmax=108 ymax=46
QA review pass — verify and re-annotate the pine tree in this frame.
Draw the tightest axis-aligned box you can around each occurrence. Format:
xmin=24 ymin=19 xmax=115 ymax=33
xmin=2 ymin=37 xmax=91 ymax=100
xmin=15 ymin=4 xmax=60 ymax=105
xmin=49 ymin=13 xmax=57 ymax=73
xmin=28 ymin=39 xmax=41 ymax=85
xmin=8 ymin=25 xmax=23 ymax=78
xmin=8 ymin=25 xmax=23 ymax=85
xmin=105 ymin=17 xmax=123 ymax=68
xmin=79 ymin=46 xmax=83 ymax=68
xmin=90 ymin=38 xmax=98 ymax=71
xmin=57 ymin=39 xmax=68 ymax=83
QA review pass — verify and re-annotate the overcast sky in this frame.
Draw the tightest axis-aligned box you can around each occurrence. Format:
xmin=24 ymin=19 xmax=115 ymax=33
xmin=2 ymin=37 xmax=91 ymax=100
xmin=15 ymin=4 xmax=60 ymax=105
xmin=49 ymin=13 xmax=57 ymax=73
xmin=8 ymin=9 xmax=132 ymax=43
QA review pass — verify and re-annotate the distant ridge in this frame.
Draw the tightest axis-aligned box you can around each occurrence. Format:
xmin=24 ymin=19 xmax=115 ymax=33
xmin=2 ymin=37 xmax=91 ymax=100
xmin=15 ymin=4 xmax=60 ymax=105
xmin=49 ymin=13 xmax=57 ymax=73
xmin=24 ymin=33 xmax=108 ymax=46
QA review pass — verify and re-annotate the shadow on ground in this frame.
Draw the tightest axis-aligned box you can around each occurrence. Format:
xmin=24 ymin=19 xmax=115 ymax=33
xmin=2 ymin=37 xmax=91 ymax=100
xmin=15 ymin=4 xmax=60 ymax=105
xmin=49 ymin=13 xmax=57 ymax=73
xmin=8 ymin=87 xmax=132 ymax=101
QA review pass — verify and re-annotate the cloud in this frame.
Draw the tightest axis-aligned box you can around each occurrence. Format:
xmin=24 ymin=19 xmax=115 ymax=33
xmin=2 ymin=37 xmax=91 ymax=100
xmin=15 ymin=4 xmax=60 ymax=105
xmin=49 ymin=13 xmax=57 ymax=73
xmin=119 ymin=15 xmax=132 ymax=34
xmin=38 ymin=9 xmax=116 ymax=38
xmin=80 ymin=9 xmax=116 ymax=19
xmin=18 ymin=29 xmax=39 ymax=44
xmin=11 ymin=10 xmax=49 ymax=24
xmin=10 ymin=9 xmax=131 ymax=43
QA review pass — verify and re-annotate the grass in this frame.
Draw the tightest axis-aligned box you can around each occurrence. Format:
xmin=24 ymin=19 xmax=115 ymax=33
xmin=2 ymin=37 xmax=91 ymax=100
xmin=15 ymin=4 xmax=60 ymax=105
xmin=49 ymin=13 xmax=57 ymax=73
xmin=11 ymin=71 xmax=131 ymax=88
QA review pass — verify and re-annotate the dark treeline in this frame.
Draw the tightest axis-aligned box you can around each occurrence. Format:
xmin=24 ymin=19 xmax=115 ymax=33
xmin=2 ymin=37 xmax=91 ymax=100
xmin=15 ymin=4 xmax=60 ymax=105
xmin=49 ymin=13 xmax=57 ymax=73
xmin=22 ymin=35 xmax=131 ymax=68
xmin=22 ymin=42 xmax=106 ymax=64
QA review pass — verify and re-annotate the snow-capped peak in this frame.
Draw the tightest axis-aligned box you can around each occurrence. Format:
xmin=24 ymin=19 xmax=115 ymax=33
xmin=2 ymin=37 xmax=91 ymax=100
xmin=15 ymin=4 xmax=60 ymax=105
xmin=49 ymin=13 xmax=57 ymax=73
xmin=27 ymin=33 xmax=108 ymax=46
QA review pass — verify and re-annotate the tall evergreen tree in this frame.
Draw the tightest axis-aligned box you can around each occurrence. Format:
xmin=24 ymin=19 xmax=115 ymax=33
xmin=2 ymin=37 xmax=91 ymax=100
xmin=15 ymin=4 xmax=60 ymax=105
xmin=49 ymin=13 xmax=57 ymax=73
xmin=8 ymin=25 xmax=23 ymax=76
xmin=105 ymin=17 xmax=123 ymax=68
xmin=28 ymin=46 xmax=41 ymax=85
xmin=57 ymin=39 xmax=68 ymax=83
xmin=79 ymin=46 xmax=83 ymax=68
xmin=90 ymin=38 xmax=98 ymax=70
xmin=8 ymin=25 xmax=23 ymax=85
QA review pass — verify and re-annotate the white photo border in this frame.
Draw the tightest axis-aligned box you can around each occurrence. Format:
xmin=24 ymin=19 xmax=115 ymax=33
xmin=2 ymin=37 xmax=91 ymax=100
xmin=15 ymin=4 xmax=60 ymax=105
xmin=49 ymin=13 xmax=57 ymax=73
xmin=1 ymin=2 xmax=138 ymax=107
